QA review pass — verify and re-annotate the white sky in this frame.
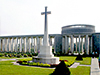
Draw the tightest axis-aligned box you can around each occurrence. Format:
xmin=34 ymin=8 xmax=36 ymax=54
xmin=0 ymin=0 xmax=100 ymax=36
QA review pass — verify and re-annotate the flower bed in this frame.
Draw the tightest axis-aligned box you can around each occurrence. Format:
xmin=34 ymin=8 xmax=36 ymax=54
xmin=16 ymin=59 xmax=75 ymax=68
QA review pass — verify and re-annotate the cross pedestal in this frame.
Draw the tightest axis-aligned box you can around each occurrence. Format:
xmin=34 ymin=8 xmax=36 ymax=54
xmin=32 ymin=6 xmax=59 ymax=64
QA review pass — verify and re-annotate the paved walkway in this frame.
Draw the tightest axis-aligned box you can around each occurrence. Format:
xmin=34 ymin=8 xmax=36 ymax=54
xmin=1 ymin=59 xmax=16 ymax=61
xmin=69 ymin=62 xmax=80 ymax=68
xmin=90 ymin=58 xmax=100 ymax=75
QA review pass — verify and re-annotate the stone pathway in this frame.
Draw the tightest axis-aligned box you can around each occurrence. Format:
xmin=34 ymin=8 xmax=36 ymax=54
xmin=90 ymin=58 xmax=100 ymax=75
xmin=69 ymin=62 xmax=80 ymax=68
xmin=0 ymin=59 xmax=16 ymax=61
xmin=79 ymin=64 xmax=91 ymax=67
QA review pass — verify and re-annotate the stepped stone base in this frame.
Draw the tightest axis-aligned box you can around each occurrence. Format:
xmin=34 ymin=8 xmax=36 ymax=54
xmin=32 ymin=46 xmax=59 ymax=64
xmin=33 ymin=57 xmax=59 ymax=64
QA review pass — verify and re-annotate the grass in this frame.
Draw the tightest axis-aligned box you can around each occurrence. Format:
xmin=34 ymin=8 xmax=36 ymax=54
xmin=0 ymin=56 xmax=17 ymax=59
xmin=70 ymin=66 xmax=90 ymax=75
xmin=0 ymin=61 xmax=54 ymax=75
xmin=59 ymin=56 xmax=91 ymax=65
xmin=59 ymin=56 xmax=76 ymax=61
xmin=75 ymin=57 xmax=91 ymax=65
xmin=0 ymin=56 xmax=91 ymax=75
xmin=0 ymin=60 xmax=90 ymax=75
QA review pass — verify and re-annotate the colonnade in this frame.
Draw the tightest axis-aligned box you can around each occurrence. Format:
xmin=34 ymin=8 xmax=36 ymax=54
xmin=62 ymin=35 xmax=93 ymax=55
xmin=0 ymin=36 xmax=54 ymax=53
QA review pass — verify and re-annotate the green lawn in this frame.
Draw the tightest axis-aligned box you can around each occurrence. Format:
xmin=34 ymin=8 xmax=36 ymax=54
xmin=70 ymin=66 xmax=90 ymax=75
xmin=59 ymin=56 xmax=76 ymax=61
xmin=0 ymin=56 xmax=17 ymax=59
xmin=0 ymin=60 xmax=90 ymax=75
xmin=75 ymin=57 xmax=91 ymax=65
xmin=59 ymin=56 xmax=91 ymax=65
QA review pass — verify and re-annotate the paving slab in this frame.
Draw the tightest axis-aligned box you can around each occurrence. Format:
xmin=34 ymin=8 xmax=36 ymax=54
xmin=69 ymin=62 xmax=80 ymax=68
xmin=90 ymin=58 xmax=100 ymax=75
xmin=0 ymin=59 xmax=16 ymax=61
xmin=79 ymin=64 xmax=91 ymax=67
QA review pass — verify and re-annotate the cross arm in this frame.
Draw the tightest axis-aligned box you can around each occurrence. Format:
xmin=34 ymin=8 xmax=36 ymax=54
xmin=41 ymin=12 xmax=45 ymax=15
xmin=47 ymin=11 xmax=51 ymax=14
xmin=41 ymin=11 xmax=51 ymax=15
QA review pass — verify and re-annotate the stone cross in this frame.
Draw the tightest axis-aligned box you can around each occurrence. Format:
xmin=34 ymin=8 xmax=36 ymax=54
xmin=41 ymin=6 xmax=51 ymax=46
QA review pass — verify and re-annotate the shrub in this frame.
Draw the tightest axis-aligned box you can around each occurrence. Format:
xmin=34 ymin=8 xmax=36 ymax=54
xmin=22 ymin=62 xmax=28 ymax=65
xmin=13 ymin=54 xmax=17 ymax=57
xmin=28 ymin=62 xmax=50 ymax=67
xmin=0 ymin=53 xmax=4 ymax=57
xmin=64 ymin=61 xmax=70 ymax=67
xmin=29 ymin=62 xmax=37 ymax=66
xmin=39 ymin=63 xmax=44 ymax=66
xmin=32 ymin=53 xmax=38 ymax=56
xmin=60 ymin=60 xmax=74 ymax=67
xmin=8 ymin=54 xmax=12 ymax=57
xmin=17 ymin=61 xmax=23 ymax=64
xmin=42 ymin=63 xmax=50 ymax=67
xmin=17 ymin=54 xmax=22 ymax=58
xmin=51 ymin=61 xmax=71 ymax=75
xmin=24 ymin=54 xmax=28 ymax=57
xmin=5 ymin=54 xmax=8 ymax=57
xmin=28 ymin=54 xmax=32 ymax=57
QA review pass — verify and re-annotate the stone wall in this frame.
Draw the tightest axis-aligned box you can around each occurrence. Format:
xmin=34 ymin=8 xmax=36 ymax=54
xmin=92 ymin=33 xmax=100 ymax=53
xmin=54 ymin=35 xmax=62 ymax=53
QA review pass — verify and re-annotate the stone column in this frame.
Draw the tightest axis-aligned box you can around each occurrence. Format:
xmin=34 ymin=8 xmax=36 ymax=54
xmin=34 ymin=37 xmax=36 ymax=53
xmin=20 ymin=37 xmax=22 ymax=52
xmin=71 ymin=35 xmax=74 ymax=53
xmin=15 ymin=37 xmax=18 ymax=52
xmin=86 ymin=35 xmax=89 ymax=54
xmin=39 ymin=37 xmax=42 ymax=46
xmin=7 ymin=38 xmax=9 ymax=52
xmin=76 ymin=37 xmax=77 ymax=52
xmin=5 ymin=38 xmax=7 ymax=52
xmin=11 ymin=38 xmax=14 ymax=52
xmin=81 ymin=37 xmax=83 ymax=53
xmin=79 ymin=35 xmax=81 ymax=53
xmin=65 ymin=36 xmax=68 ymax=54
xmin=13 ymin=38 xmax=15 ymax=52
xmin=23 ymin=38 xmax=26 ymax=53
xmin=9 ymin=38 xmax=11 ymax=52
xmin=0 ymin=38 xmax=1 ymax=52
xmin=25 ymin=37 xmax=28 ymax=53
xmin=36 ymin=37 xmax=39 ymax=53
xmin=2 ymin=39 xmax=5 ymax=52
xmin=54 ymin=36 xmax=56 ymax=53
xmin=28 ymin=38 xmax=31 ymax=53
xmin=85 ymin=37 xmax=86 ymax=52
xmin=27 ymin=38 xmax=29 ymax=52
xmin=49 ymin=37 xmax=52 ymax=46
xmin=67 ymin=37 xmax=69 ymax=52
xmin=62 ymin=37 xmax=65 ymax=53
xmin=38 ymin=37 xmax=42 ymax=51
xmin=31 ymin=37 xmax=33 ymax=52
xmin=89 ymin=36 xmax=92 ymax=54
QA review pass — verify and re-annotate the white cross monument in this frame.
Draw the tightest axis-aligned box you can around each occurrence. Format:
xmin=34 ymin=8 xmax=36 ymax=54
xmin=33 ymin=6 xmax=59 ymax=64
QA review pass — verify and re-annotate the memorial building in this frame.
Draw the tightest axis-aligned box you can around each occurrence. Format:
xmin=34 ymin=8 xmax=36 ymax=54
xmin=0 ymin=7 xmax=100 ymax=55
xmin=0 ymin=24 xmax=99 ymax=55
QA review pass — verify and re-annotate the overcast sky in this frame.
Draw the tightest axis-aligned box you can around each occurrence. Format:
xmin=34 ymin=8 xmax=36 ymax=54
xmin=0 ymin=0 xmax=100 ymax=36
